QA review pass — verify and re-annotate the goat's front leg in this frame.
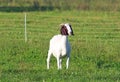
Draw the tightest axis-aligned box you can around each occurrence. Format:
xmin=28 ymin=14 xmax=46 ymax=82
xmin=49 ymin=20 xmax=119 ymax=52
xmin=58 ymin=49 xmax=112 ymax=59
xmin=66 ymin=57 xmax=70 ymax=69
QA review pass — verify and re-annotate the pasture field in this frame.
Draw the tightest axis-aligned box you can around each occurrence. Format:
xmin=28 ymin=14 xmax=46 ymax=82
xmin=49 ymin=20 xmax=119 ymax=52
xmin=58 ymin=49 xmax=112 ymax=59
xmin=0 ymin=11 xmax=120 ymax=82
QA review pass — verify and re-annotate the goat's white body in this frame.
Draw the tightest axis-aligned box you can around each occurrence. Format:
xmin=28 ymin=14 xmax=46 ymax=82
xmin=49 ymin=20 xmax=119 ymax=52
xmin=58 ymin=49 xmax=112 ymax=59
xmin=47 ymin=34 xmax=71 ymax=69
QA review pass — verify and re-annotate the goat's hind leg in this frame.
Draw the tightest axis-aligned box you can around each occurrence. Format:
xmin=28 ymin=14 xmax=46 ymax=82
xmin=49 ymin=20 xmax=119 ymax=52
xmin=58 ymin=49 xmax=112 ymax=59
xmin=59 ymin=58 xmax=62 ymax=69
xmin=47 ymin=50 xmax=52 ymax=69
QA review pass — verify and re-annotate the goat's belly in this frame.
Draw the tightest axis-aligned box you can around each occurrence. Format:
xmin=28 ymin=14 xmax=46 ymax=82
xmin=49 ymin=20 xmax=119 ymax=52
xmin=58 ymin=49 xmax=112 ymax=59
xmin=61 ymin=50 xmax=67 ymax=57
xmin=51 ymin=49 xmax=67 ymax=58
xmin=52 ymin=50 xmax=61 ymax=58
xmin=61 ymin=54 xmax=66 ymax=57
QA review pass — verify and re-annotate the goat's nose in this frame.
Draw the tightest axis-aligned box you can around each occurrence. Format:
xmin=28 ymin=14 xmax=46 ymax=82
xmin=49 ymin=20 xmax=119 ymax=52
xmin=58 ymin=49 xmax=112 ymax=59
xmin=70 ymin=32 xmax=74 ymax=36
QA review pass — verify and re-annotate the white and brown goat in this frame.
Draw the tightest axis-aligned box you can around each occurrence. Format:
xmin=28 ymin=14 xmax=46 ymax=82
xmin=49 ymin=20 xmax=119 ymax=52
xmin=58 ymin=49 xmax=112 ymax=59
xmin=47 ymin=23 xmax=74 ymax=69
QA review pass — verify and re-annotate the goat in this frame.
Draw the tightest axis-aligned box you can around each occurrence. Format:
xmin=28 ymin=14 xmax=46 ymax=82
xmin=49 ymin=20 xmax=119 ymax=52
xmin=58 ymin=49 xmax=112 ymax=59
xmin=47 ymin=23 xmax=74 ymax=69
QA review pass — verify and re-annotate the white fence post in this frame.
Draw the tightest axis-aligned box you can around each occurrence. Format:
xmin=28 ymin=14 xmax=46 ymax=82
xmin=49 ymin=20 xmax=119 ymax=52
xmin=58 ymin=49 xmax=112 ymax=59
xmin=25 ymin=13 xmax=27 ymax=42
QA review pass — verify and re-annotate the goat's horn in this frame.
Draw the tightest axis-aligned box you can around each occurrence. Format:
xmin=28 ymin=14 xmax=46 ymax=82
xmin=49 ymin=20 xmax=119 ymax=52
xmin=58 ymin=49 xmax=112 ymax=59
xmin=57 ymin=23 xmax=64 ymax=30
xmin=60 ymin=23 xmax=64 ymax=27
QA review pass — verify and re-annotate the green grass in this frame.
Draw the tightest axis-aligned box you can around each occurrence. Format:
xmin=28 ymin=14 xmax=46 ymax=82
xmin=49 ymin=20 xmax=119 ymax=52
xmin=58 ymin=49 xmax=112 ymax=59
xmin=0 ymin=11 xmax=120 ymax=82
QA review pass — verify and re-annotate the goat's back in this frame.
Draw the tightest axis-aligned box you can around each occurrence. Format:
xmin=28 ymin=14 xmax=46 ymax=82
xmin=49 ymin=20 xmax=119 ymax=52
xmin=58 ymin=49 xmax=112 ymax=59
xmin=49 ymin=34 xmax=71 ymax=57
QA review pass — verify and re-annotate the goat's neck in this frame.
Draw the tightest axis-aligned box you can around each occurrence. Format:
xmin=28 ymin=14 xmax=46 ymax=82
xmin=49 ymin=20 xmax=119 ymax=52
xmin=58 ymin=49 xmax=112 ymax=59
xmin=62 ymin=35 xmax=68 ymax=39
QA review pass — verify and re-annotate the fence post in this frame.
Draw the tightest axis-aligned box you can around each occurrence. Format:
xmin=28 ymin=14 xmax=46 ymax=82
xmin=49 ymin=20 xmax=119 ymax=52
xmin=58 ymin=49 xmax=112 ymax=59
xmin=25 ymin=13 xmax=27 ymax=42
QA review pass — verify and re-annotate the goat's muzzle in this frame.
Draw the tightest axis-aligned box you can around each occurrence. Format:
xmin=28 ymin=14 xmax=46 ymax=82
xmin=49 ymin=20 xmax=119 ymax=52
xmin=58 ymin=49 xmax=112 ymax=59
xmin=70 ymin=32 xmax=74 ymax=36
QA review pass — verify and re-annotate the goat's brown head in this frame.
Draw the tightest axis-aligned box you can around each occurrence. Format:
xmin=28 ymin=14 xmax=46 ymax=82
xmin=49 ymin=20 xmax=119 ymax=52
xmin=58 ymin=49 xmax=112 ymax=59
xmin=60 ymin=23 xmax=74 ymax=36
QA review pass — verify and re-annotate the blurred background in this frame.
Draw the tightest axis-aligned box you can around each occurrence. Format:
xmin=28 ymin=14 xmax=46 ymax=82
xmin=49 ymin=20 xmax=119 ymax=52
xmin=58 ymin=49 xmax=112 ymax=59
xmin=0 ymin=0 xmax=120 ymax=12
